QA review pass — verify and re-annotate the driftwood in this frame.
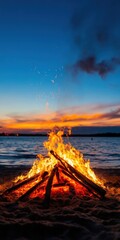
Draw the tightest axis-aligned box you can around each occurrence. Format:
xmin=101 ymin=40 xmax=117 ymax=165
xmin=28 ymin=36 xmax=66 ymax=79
xmin=2 ymin=172 xmax=40 ymax=196
xmin=18 ymin=175 xmax=48 ymax=201
xmin=50 ymin=150 xmax=106 ymax=199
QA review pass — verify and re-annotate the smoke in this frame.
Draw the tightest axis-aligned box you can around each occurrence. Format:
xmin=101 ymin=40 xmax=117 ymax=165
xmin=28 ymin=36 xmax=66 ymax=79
xmin=70 ymin=0 xmax=120 ymax=78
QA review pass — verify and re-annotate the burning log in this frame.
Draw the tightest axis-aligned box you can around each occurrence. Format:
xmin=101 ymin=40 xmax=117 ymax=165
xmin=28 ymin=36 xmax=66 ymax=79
xmin=50 ymin=150 xmax=106 ymax=199
xmin=53 ymin=183 xmax=68 ymax=187
xmin=61 ymin=168 xmax=99 ymax=198
xmin=43 ymin=165 xmax=58 ymax=207
xmin=59 ymin=163 xmax=97 ymax=196
xmin=55 ymin=166 xmax=60 ymax=183
xmin=2 ymin=172 xmax=41 ymax=197
xmin=18 ymin=175 xmax=48 ymax=201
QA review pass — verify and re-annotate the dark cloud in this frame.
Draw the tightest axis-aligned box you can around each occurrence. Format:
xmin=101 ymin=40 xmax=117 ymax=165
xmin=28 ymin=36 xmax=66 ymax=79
xmin=70 ymin=0 xmax=120 ymax=78
xmin=7 ymin=114 xmax=49 ymax=124
xmin=72 ymin=56 xmax=120 ymax=78
xmin=72 ymin=126 xmax=120 ymax=134
xmin=101 ymin=107 xmax=120 ymax=119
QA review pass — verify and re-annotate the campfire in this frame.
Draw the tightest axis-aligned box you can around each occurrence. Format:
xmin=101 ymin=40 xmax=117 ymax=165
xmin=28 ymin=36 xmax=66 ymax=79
xmin=2 ymin=131 xmax=106 ymax=206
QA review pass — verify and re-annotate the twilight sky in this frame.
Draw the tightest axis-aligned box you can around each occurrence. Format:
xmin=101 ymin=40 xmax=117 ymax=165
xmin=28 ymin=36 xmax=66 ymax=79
xmin=0 ymin=0 xmax=120 ymax=133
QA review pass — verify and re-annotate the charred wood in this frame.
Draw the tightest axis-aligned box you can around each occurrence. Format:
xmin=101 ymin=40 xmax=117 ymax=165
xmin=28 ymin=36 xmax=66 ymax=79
xmin=54 ymin=157 xmax=97 ymax=196
xmin=2 ymin=173 xmax=41 ymax=196
xmin=55 ymin=166 xmax=60 ymax=183
xmin=53 ymin=183 xmax=68 ymax=187
xmin=17 ymin=175 xmax=48 ymax=201
xmin=43 ymin=165 xmax=57 ymax=207
xmin=62 ymin=169 xmax=100 ymax=198
xmin=50 ymin=150 xmax=106 ymax=199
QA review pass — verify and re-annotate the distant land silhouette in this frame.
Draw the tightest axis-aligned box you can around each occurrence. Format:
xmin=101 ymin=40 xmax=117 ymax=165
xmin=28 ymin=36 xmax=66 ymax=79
xmin=0 ymin=133 xmax=120 ymax=137
xmin=0 ymin=126 xmax=120 ymax=137
xmin=72 ymin=126 xmax=120 ymax=135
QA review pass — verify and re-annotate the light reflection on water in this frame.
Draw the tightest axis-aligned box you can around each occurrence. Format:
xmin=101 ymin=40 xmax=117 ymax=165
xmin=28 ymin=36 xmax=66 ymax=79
xmin=0 ymin=136 xmax=120 ymax=168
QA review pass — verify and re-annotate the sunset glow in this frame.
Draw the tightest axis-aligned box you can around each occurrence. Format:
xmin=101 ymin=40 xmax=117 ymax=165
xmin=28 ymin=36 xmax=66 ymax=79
xmin=0 ymin=0 xmax=120 ymax=134
xmin=0 ymin=104 xmax=120 ymax=133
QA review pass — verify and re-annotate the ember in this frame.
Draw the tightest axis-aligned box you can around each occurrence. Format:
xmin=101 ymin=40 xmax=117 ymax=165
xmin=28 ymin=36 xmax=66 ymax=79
xmin=1 ymin=131 xmax=106 ymax=205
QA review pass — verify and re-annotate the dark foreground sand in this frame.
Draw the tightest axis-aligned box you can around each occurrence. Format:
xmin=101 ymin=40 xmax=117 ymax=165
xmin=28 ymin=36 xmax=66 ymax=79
xmin=0 ymin=166 xmax=120 ymax=240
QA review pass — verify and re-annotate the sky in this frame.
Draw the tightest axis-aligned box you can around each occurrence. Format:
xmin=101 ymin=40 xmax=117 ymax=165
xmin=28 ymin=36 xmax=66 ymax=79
xmin=0 ymin=0 xmax=120 ymax=134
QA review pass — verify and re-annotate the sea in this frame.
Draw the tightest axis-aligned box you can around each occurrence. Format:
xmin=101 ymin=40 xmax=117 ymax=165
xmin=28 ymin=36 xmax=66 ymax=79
xmin=0 ymin=136 xmax=120 ymax=169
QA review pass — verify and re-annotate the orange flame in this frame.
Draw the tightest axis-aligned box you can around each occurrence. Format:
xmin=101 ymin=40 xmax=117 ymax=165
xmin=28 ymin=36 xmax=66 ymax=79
xmin=15 ymin=130 xmax=104 ymax=190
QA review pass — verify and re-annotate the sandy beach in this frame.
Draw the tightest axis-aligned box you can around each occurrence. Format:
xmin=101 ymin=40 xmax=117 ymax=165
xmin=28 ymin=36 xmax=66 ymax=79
xmin=0 ymin=167 xmax=120 ymax=240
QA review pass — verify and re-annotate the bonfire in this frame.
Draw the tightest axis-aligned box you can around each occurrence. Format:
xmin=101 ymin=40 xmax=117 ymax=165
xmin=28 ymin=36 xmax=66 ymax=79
xmin=2 ymin=130 xmax=106 ymax=206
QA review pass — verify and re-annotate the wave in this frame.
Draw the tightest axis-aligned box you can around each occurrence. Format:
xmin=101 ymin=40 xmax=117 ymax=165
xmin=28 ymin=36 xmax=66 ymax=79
xmin=0 ymin=154 xmax=36 ymax=160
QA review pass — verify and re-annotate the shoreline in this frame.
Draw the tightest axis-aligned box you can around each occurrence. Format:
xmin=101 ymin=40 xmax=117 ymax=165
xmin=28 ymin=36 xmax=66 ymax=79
xmin=0 ymin=165 xmax=120 ymax=187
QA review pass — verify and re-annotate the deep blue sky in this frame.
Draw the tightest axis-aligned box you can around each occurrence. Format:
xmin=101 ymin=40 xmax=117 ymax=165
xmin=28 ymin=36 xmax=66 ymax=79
xmin=0 ymin=0 xmax=120 ymax=133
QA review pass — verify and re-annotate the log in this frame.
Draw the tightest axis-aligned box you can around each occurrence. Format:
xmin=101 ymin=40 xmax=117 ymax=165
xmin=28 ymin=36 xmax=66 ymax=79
xmin=17 ymin=175 xmax=48 ymax=201
xmin=43 ymin=165 xmax=57 ymax=207
xmin=51 ymin=156 xmax=97 ymax=197
xmin=50 ymin=150 xmax=106 ymax=199
xmin=61 ymin=168 xmax=96 ymax=196
xmin=2 ymin=172 xmax=41 ymax=196
xmin=53 ymin=182 xmax=68 ymax=187
xmin=52 ymin=156 xmax=93 ymax=193
xmin=55 ymin=166 xmax=60 ymax=183
xmin=68 ymin=163 xmax=106 ymax=198
xmin=51 ymin=153 xmax=99 ymax=196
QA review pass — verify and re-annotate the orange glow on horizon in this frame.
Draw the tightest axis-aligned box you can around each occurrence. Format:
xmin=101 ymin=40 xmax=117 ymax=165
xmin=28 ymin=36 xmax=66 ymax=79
xmin=0 ymin=108 xmax=120 ymax=133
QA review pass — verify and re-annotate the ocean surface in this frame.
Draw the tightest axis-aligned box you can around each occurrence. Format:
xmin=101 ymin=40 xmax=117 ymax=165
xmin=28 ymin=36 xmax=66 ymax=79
xmin=0 ymin=136 xmax=120 ymax=168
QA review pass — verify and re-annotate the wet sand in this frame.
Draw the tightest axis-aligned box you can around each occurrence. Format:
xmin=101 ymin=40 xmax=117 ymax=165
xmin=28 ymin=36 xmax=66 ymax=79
xmin=0 ymin=166 xmax=120 ymax=240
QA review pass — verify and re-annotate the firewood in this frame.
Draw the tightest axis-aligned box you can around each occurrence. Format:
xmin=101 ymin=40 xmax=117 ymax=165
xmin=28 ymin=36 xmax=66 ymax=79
xmin=62 ymin=168 xmax=101 ymax=198
xmin=61 ymin=168 xmax=94 ymax=194
xmin=53 ymin=182 xmax=68 ymax=187
xmin=17 ymin=175 xmax=48 ymax=201
xmin=50 ymin=150 xmax=106 ymax=199
xmin=43 ymin=165 xmax=57 ymax=207
xmin=52 ymin=155 xmax=98 ymax=195
xmin=2 ymin=173 xmax=41 ymax=196
xmin=69 ymin=164 xmax=106 ymax=198
xmin=55 ymin=166 xmax=60 ymax=183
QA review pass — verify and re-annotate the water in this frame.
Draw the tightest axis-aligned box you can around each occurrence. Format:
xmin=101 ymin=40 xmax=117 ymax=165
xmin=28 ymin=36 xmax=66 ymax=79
xmin=0 ymin=136 xmax=120 ymax=168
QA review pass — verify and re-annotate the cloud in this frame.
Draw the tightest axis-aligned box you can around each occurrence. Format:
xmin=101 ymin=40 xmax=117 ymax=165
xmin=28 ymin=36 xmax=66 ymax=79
xmin=100 ymin=107 xmax=120 ymax=119
xmin=71 ymin=56 xmax=120 ymax=78
xmin=0 ymin=103 xmax=120 ymax=133
xmin=69 ymin=0 xmax=120 ymax=78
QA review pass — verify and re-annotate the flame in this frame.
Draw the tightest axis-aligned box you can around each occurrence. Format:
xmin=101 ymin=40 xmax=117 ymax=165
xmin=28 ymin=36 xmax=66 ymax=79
xmin=14 ymin=130 xmax=104 ymax=190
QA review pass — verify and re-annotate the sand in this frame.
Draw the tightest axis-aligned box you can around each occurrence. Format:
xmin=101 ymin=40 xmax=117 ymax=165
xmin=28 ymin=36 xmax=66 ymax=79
xmin=0 ymin=166 xmax=120 ymax=240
